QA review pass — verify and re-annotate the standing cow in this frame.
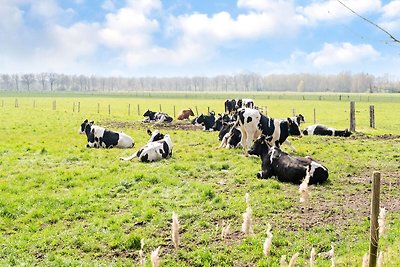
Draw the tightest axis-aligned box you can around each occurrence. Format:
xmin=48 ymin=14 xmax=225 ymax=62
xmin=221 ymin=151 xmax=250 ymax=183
xmin=248 ymin=135 xmax=328 ymax=184
xmin=79 ymin=119 xmax=134 ymax=148
xmin=237 ymin=108 xmax=301 ymax=155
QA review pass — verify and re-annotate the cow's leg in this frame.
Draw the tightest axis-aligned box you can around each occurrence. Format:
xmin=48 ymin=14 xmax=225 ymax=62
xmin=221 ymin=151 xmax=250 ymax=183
xmin=240 ymin=129 xmax=247 ymax=154
xmin=283 ymin=140 xmax=296 ymax=152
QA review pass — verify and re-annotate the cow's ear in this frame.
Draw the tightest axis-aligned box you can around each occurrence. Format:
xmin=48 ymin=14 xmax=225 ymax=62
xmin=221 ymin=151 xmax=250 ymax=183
xmin=84 ymin=119 xmax=88 ymax=123
xmin=287 ymin=117 xmax=292 ymax=124
xmin=147 ymin=129 xmax=152 ymax=135
xmin=90 ymin=121 xmax=94 ymax=124
xmin=218 ymin=113 xmax=222 ymax=117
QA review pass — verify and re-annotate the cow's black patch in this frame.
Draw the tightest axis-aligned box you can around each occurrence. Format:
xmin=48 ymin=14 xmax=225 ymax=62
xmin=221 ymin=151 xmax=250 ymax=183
xmin=162 ymin=141 xmax=169 ymax=158
xmin=247 ymin=117 xmax=252 ymax=123
xmin=102 ymin=130 xmax=120 ymax=148
xmin=141 ymin=154 xmax=149 ymax=162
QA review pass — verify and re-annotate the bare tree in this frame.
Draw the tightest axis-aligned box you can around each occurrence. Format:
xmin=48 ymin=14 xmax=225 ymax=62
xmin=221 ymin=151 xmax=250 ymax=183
xmin=1 ymin=74 xmax=11 ymax=90
xmin=38 ymin=73 xmax=48 ymax=91
xmin=48 ymin=73 xmax=57 ymax=91
xmin=21 ymin=74 xmax=35 ymax=91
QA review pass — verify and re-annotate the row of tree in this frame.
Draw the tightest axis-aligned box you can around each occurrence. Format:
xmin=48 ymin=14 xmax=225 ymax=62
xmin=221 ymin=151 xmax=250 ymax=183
xmin=1 ymin=72 xmax=399 ymax=93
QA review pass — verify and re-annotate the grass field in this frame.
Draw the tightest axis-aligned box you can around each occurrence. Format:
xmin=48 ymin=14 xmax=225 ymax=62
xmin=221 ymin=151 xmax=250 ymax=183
xmin=0 ymin=92 xmax=400 ymax=266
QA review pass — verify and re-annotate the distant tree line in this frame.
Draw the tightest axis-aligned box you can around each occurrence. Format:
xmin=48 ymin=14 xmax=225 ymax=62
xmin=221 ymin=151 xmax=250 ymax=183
xmin=1 ymin=72 xmax=399 ymax=93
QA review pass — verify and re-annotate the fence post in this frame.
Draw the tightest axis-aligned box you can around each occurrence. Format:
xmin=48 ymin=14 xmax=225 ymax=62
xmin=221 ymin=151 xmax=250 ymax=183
xmin=128 ymin=104 xmax=131 ymax=116
xmin=313 ymin=108 xmax=316 ymax=124
xmin=195 ymin=106 xmax=199 ymax=116
xmin=292 ymin=108 xmax=296 ymax=116
xmin=350 ymin=101 xmax=356 ymax=132
xmin=369 ymin=171 xmax=381 ymax=267
xmin=15 ymin=98 xmax=18 ymax=108
xmin=173 ymin=105 xmax=176 ymax=118
xmin=207 ymin=107 xmax=210 ymax=114
xmin=97 ymin=103 xmax=100 ymax=113
xmin=73 ymin=102 xmax=75 ymax=113
xmin=370 ymin=106 xmax=375 ymax=128
xmin=108 ymin=104 xmax=111 ymax=115
xmin=137 ymin=104 xmax=140 ymax=115
xmin=159 ymin=104 xmax=162 ymax=112
xmin=78 ymin=102 xmax=80 ymax=113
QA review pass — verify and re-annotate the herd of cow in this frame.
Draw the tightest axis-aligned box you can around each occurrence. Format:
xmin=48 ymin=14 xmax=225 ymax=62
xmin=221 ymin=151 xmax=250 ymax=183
xmin=78 ymin=98 xmax=352 ymax=185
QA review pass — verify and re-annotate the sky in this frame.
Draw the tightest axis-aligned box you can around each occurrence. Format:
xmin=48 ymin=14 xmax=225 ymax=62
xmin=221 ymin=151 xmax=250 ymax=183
xmin=1 ymin=0 xmax=400 ymax=77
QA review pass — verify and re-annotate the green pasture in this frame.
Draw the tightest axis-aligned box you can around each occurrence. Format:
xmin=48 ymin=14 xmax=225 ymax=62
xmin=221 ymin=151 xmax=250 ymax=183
xmin=0 ymin=92 xmax=400 ymax=266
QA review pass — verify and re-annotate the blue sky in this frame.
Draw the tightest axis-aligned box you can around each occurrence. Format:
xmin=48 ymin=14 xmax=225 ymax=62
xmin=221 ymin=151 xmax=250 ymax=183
xmin=1 ymin=0 xmax=399 ymax=78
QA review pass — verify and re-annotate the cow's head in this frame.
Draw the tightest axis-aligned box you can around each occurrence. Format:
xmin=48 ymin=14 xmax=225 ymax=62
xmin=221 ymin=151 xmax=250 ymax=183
xmin=218 ymin=122 xmax=234 ymax=141
xmin=248 ymin=135 xmax=270 ymax=157
xmin=79 ymin=119 xmax=89 ymax=134
xmin=188 ymin=109 xmax=194 ymax=116
xmin=296 ymin=114 xmax=305 ymax=125
xmin=236 ymin=99 xmax=243 ymax=109
xmin=287 ymin=118 xmax=302 ymax=136
xmin=86 ymin=128 xmax=99 ymax=148
xmin=195 ymin=114 xmax=205 ymax=124
xmin=147 ymin=129 xmax=165 ymax=143
xmin=143 ymin=110 xmax=155 ymax=118
xmin=341 ymin=129 xmax=352 ymax=137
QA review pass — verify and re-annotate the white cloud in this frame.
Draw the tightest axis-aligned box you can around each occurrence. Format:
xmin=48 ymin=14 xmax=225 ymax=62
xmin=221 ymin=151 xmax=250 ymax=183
xmin=379 ymin=0 xmax=400 ymax=32
xmin=300 ymin=0 xmax=381 ymax=24
xmin=307 ymin=42 xmax=380 ymax=68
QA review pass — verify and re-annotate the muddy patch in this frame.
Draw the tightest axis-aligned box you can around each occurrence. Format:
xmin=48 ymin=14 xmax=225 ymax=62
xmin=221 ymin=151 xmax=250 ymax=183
xmin=350 ymin=132 xmax=400 ymax=141
xmin=100 ymin=120 xmax=203 ymax=131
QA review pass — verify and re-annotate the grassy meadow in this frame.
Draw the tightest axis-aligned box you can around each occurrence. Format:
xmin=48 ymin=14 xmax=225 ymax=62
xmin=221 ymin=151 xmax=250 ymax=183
xmin=0 ymin=92 xmax=400 ymax=266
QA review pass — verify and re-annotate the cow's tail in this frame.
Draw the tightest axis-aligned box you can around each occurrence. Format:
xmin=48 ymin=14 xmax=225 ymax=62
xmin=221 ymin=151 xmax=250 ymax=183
xmin=120 ymin=151 xmax=138 ymax=161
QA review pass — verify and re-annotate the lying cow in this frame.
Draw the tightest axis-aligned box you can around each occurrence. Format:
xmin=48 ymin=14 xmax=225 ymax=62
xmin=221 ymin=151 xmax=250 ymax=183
xmin=216 ymin=122 xmax=242 ymax=149
xmin=79 ymin=119 xmax=134 ymax=148
xmin=121 ymin=131 xmax=172 ymax=162
xmin=248 ymin=135 xmax=328 ymax=184
xmin=177 ymin=108 xmax=194 ymax=120
xmin=213 ymin=113 xmax=234 ymax=131
xmin=143 ymin=110 xmax=173 ymax=123
xmin=237 ymin=108 xmax=301 ymax=155
xmin=303 ymin=124 xmax=352 ymax=137
xmin=193 ymin=111 xmax=216 ymax=131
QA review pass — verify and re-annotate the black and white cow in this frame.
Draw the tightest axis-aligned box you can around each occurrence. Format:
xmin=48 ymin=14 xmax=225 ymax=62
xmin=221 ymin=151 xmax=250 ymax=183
xmin=143 ymin=110 xmax=173 ymax=123
xmin=236 ymin=99 xmax=255 ymax=109
xmin=213 ymin=113 xmax=234 ymax=131
xmin=120 ymin=132 xmax=172 ymax=162
xmin=248 ymin=135 xmax=329 ymax=184
xmin=146 ymin=129 xmax=165 ymax=143
xmin=237 ymin=108 xmax=301 ymax=155
xmin=79 ymin=119 xmax=134 ymax=148
xmin=224 ymin=99 xmax=237 ymax=114
xmin=292 ymin=114 xmax=305 ymax=126
xmin=303 ymin=124 xmax=352 ymax=137
xmin=194 ymin=111 xmax=216 ymax=131
xmin=216 ymin=122 xmax=242 ymax=149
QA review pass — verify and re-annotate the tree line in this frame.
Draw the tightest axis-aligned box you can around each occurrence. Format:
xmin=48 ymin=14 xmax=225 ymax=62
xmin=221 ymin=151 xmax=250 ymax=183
xmin=1 ymin=72 xmax=399 ymax=93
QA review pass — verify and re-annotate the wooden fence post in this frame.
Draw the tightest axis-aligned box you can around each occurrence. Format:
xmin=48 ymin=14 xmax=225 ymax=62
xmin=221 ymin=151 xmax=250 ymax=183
xmin=208 ymin=107 xmax=210 ymax=114
xmin=128 ymin=104 xmax=131 ymax=116
xmin=370 ymin=106 xmax=375 ymax=128
xmin=159 ymin=104 xmax=162 ymax=112
xmin=313 ymin=108 xmax=316 ymax=124
xmin=292 ymin=108 xmax=296 ymax=116
xmin=173 ymin=105 xmax=176 ymax=118
xmin=195 ymin=106 xmax=199 ymax=116
xmin=350 ymin=101 xmax=356 ymax=132
xmin=78 ymin=102 xmax=80 ymax=113
xmin=15 ymin=98 xmax=18 ymax=108
xmin=108 ymin=104 xmax=111 ymax=115
xmin=33 ymin=100 xmax=36 ymax=108
xmin=369 ymin=171 xmax=381 ymax=267
xmin=97 ymin=103 xmax=100 ymax=114
xmin=73 ymin=102 xmax=75 ymax=113
xmin=137 ymin=104 xmax=140 ymax=115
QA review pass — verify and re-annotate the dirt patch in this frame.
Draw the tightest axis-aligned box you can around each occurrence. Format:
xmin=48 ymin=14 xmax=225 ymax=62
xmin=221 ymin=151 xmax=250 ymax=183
xmin=100 ymin=120 xmax=203 ymax=131
xmin=278 ymin=171 xmax=400 ymax=231
xmin=349 ymin=132 xmax=400 ymax=141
